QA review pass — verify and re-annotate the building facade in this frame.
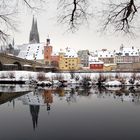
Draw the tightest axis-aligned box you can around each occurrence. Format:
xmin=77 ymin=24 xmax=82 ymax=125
xmin=115 ymin=45 xmax=140 ymax=63
xmin=94 ymin=49 xmax=115 ymax=64
xmin=59 ymin=48 xmax=80 ymax=71
xmin=44 ymin=38 xmax=53 ymax=65
xmin=77 ymin=50 xmax=89 ymax=67
xmin=89 ymin=55 xmax=104 ymax=70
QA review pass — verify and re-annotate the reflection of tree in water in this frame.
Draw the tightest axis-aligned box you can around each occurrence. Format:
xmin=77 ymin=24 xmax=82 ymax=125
xmin=129 ymin=87 xmax=135 ymax=93
xmin=96 ymin=86 xmax=140 ymax=103
xmin=9 ymin=86 xmax=15 ymax=92
xmin=78 ymin=87 xmax=92 ymax=96
xmin=97 ymin=86 xmax=107 ymax=94
xmin=30 ymin=105 xmax=40 ymax=130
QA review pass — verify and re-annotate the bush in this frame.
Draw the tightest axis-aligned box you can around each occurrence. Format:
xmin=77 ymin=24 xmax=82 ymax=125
xmin=37 ymin=72 xmax=46 ymax=81
xmin=8 ymin=72 xmax=15 ymax=79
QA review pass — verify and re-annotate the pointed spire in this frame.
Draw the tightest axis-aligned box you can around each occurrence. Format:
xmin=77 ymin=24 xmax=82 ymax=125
xmin=29 ymin=105 xmax=40 ymax=130
xmin=29 ymin=16 xmax=40 ymax=44
xmin=31 ymin=15 xmax=35 ymax=31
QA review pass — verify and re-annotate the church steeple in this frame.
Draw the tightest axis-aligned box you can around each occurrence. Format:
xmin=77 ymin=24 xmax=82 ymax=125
xmin=29 ymin=16 xmax=40 ymax=44
xmin=29 ymin=105 xmax=40 ymax=130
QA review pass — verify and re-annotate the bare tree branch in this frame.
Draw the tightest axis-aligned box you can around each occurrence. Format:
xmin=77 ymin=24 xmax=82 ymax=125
xmin=0 ymin=0 xmax=45 ymax=45
xmin=101 ymin=0 xmax=140 ymax=34
xmin=57 ymin=0 xmax=91 ymax=32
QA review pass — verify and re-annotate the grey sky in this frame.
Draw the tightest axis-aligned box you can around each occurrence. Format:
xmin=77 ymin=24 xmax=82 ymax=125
xmin=13 ymin=0 xmax=140 ymax=51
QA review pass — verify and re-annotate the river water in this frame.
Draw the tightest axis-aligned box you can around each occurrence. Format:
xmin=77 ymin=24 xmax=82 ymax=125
xmin=0 ymin=85 xmax=140 ymax=140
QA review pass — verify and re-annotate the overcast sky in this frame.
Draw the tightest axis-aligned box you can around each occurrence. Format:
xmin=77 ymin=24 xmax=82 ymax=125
xmin=13 ymin=0 xmax=140 ymax=52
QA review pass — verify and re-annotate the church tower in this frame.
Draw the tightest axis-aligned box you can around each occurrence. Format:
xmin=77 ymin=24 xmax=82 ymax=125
xmin=29 ymin=16 xmax=40 ymax=43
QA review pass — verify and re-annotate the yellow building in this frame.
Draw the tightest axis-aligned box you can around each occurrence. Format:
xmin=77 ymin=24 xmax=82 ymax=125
xmin=59 ymin=48 xmax=80 ymax=71
xmin=103 ymin=64 xmax=117 ymax=71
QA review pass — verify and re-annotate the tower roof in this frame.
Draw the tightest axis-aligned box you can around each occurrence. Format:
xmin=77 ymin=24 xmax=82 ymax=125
xmin=29 ymin=16 xmax=40 ymax=43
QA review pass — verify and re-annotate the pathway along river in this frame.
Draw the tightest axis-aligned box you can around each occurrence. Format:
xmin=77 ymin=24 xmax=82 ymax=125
xmin=0 ymin=85 xmax=140 ymax=140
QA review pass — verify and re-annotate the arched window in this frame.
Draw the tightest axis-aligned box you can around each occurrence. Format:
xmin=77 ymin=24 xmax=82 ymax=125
xmin=13 ymin=62 xmax=22 ymax=70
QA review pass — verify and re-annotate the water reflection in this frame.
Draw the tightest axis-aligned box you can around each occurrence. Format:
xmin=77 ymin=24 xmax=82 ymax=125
xmin=0 ymin=85 xmax=140 ymax=139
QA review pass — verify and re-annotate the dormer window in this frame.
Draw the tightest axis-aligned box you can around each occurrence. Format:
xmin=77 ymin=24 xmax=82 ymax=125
xmin=125 ymin=53 xmax=129 ymax=56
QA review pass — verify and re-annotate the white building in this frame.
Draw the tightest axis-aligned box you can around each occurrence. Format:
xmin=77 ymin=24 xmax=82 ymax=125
xmin=93 ymin=49 xmax=115 ymax=64
xmin=88 ymin=54 xmax=104 ymax=70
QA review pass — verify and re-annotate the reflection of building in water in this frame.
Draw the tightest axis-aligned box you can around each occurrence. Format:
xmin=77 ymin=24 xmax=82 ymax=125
xmin=30 ymin=105 xmax=40 ymax=130
xmin=19 ymin=90 xmax=54 ymax=129
xmin=20 ymin=92 xmax=44 ymax=105
xmin=42 ymin=90 xmax=53 ymax=111
xmin=56 ymin=88 xmax=65 ymax=97
xmin=42 ymin=90 xmax=53 ymax=104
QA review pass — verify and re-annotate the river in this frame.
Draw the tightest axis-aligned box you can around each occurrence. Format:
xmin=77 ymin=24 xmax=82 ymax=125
xmin=0 ymin=85 xmax=140 ymax=140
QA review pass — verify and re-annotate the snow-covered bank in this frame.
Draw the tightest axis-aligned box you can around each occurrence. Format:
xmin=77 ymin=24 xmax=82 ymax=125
xmin=0 ymin=71 xmax=140 ymax=87
xmin=0 ymin=71 xmax=139 ymax=80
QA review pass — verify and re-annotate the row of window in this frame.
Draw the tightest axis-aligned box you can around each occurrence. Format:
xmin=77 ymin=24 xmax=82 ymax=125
xmin=61 ymin=67 xmax=75 ymax=69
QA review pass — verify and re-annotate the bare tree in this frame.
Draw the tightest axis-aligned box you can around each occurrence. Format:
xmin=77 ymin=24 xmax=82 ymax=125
xmin=1 ymin=0 xmax=140 ymax=44
xmin=57 ymin=0 xmax=91 ymax=32
xmin=57 ymin=0 xmax=140 ymax=34
xmin=101 ymin=0 xmax=140 ymax=34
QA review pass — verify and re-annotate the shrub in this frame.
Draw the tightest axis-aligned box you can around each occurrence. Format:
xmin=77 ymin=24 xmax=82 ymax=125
xmin=37 ymin=72 xmax=46 ymax=81
xmin=8 ymin=72 xmax=15 ymax=79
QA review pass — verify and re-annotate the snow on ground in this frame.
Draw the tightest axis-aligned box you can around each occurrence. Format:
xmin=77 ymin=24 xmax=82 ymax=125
xmin=0 ymin=71 xmax=139 ymax=82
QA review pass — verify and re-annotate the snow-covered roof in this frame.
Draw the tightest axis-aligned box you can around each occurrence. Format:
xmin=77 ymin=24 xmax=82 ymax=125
xmin=18 ymin=43 xmax=45 ymax=60
xmin=61 ymin=47 xmax=78 ymax=58
xmin=20 ymin=92 xmax=45 ymax=106
xmin=116 ymin=46 xmax=140 ymax=56
xmin=94 ymin=49 xmax=115 ymax=58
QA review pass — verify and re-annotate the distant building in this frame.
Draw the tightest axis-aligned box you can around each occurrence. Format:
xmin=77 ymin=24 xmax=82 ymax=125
xmin=17 ymin=16 xmax=46 ymax=63
xmin=29 ymin=16 xmax=40 ymax=44
xmin=115 ymin=45 xmax=140 ymax=63
xmin=18 ymin=43 xmax=45 ymax=63
xmin=94 ymin=49 xmax=115 ymax=64
xmin=89 ymin=55 xmax=104 ymax=70
xmin=51 ymin=52 xmax=60 ymax=67
xmin=44 ymin=38 xmax=53 ymax=65
xmin=59 ymin=47 xmax=80 ymax=71
xmin=0 ymin=38 xmax=19 ymax=55
xmin=77 ymin=50 xmax=89 ymax=67
xmin=44 ymin=38 xmax=59 ymax=67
